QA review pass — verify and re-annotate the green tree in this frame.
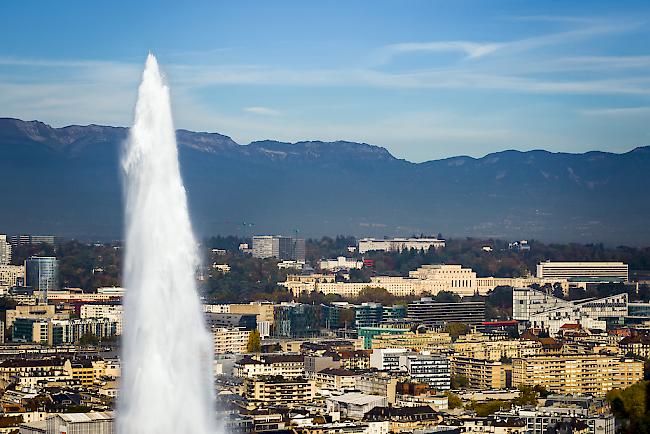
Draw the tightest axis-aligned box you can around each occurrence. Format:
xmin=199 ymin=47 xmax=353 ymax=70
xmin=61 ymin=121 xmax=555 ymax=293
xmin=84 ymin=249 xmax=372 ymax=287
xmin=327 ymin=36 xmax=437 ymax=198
xmin=451 ymin=374 xmax=470 ymax=389
xmin=79 ymin=332 xmax=99 ymax=347
xmin=355 ymin=287 xmax=397 ymax=305
xmin=444 ymin=322 xmax=470 ymax=341
xmin=246 ymin=330 xmax=262 ymax=353
xmin=512 ymin=384 xmax=540 ymax=406
xmin=444 ymin=391 xmax=463 ymax=409
xmin=434 ymin=291 xmax=461 ymax=303
xmin=468 ymin=400 xmax=512 ymax=416
xmin=607 ymin=381 xmax=650 ymax=433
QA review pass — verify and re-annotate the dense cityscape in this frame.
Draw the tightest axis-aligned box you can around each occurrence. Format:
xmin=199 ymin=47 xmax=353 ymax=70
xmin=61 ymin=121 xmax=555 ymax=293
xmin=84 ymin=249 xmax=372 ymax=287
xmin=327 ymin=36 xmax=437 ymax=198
xmin=4 ymin=1 xmax=650 ymax=433
xmin=0 ymin=233 xmax=649 ymax=433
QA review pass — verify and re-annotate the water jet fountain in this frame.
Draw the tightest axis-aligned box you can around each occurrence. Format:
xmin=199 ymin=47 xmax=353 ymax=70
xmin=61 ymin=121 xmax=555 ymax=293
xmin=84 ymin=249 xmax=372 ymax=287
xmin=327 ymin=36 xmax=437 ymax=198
xmin=118 ymin=54 xmax=216 ymax=434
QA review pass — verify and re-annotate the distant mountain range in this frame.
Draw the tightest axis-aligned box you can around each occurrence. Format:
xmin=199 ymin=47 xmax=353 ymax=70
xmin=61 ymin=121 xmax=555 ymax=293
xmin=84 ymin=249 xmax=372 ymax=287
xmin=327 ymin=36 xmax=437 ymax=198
xmin=1 ymin=117 xmax=648 ymax=245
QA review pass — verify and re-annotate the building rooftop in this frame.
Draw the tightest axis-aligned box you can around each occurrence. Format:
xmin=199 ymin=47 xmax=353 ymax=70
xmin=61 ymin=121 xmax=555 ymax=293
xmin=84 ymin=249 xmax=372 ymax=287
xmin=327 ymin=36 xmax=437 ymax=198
xmin=55 ymin=411 xmax=114 ymax=423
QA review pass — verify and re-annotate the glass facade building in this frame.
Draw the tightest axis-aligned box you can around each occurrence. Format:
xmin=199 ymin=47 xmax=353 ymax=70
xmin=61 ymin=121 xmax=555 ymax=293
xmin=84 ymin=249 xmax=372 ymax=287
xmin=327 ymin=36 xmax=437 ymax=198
xmin=25 ymin=256 xmax=59 ymax=302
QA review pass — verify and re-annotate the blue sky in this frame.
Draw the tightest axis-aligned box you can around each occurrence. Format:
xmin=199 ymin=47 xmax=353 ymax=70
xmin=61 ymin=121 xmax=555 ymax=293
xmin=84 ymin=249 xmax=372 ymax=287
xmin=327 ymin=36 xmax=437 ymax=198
xmin=1 ymin=0 xmax=649 ymax=161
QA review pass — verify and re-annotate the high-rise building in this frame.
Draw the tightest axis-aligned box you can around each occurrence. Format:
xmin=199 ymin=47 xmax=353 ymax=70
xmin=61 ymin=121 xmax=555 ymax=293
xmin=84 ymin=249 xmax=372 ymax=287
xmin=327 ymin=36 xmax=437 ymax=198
xmin=0 ymin=235 xmax=11 ymax=265
xmin=252 ymin=235 xmax=305 ymax=261
xmin=25 ymin=256 xmax=59 ymax=302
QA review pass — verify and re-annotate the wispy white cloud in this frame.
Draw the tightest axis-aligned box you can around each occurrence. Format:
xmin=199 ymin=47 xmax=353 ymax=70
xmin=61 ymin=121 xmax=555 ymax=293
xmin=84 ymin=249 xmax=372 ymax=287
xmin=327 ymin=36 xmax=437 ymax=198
xmin=384 ymin=41 xmax=503 ymax=60
xmin=503 ymin=15 xmax=603 ymax=24
xmin=580 ymin=106 xmax=650 ymax=116
xmin=243 ymin=106 xmax=281 ymax=116
xmin=380 ymin=21 xmax=639 ymax=64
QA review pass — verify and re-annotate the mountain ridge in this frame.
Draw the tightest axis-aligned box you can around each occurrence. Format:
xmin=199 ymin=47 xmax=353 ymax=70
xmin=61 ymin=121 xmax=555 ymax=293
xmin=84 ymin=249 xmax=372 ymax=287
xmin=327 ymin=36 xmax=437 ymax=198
xmin=1 ymin=117 xmax=648 ymax=245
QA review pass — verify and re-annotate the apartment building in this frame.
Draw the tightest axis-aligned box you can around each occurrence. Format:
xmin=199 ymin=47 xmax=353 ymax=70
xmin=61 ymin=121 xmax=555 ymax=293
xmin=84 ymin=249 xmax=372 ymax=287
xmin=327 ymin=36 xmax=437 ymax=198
xmin=312 ymin=368 xmax=360 ymax=390
xmin=450 ymin=356 xmax=507 ymax=390
xmin=0 ymin=265 xmax=25 ymax=292
xmin=619 ymin=334 xmax=650 ymax=359
xmin=212 ymin=327 xmax=251 ymax=355
xmin=371 ymin=331 xmax=452 ymax=352
xmin=512 ymin=355 xmax=643 ymax=396
xmin=80 ymin=303 xmax=123 ymax=335
xmin=245 ymin=377 xmax=316 ymax=405
xmin=357 ymin=372 xmax=399 ymax=405
xmin=234 ymin=354 xmax=305 ymax=379
xmin=451 ymin=337 xmax=543 ymax=361
xmin=0 ymin=358 xmax=66 ymax=382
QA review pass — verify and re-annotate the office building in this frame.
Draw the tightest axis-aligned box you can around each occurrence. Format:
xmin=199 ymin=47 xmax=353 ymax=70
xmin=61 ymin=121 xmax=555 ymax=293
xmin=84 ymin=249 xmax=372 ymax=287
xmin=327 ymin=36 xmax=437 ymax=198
xmin=496 ymin=404 xmax=614 ymax=434
xmin=370 ymin=348 xmax=409 ymax=371
xmin=357 ymin=327 xmax=409 ymax=350
xmin=357 ymin=237 xmax=445 ymax=254
xmin=319 ymin=256 xmax=364 ymax=271
xmin=399 ymin=353 xmax=450 ymax=390
xmin=513 ymin=287 xmax=628 ymax=335
xmin=13 ymin=317 xmax=117 ymax=345
xmin=44 ymin=412 xmax=114 ymax=434
xmin=408 ymin=298 xmax=485 ymax=326
xmin=274 ymin=303 xmax=320 ymax=338
xmin=5 ymin=304 xmax=69 ymax=334
xmin=536 ymin=261 xmax=629 ymax=282
xmin=512 ymin=354 xmax=643 ymax=396
xmin=326 ymin=393 xmax=388 ymax=419
xmin=9 ymin=235 xmax=55 ymax=246
xmin=282 ymin=264 xmax=514 ymax=298
xmin=25 ymin=256 xmax=59 ymax=301
xmin=409 ymin=264 xmax=478 ymax=296
xmin=205 ymin=312 xmax=257 ymax=331
xmin=80 ymin=303 xmax=123 ymax=335
xmin=0 ymin=235 xmax=11 ymax=265
xmin=252 ymin=235 xmax=305 ymax=262
xmin=354 ymin=303 xmax=384 ymax=327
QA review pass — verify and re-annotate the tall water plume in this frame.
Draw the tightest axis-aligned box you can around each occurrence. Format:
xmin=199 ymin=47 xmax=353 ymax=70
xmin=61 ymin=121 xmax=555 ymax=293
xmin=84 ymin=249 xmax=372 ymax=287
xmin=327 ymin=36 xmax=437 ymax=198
xmin=118 ymin=54 xmax=216 ymax=434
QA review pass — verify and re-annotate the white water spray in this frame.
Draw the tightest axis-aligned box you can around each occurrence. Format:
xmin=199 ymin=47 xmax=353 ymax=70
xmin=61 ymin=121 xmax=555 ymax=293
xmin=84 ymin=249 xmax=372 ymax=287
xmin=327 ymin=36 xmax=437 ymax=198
xmin=118 ymin=54 xmax=216 ymax=434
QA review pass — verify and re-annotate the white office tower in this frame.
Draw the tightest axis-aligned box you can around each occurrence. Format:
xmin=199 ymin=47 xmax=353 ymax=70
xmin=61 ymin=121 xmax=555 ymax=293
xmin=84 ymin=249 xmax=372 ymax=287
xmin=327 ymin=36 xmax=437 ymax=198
xmin=536 ymin=261 xmax=628 ymax=282
xmin=0 ymin=235 xmax=11 ymax=265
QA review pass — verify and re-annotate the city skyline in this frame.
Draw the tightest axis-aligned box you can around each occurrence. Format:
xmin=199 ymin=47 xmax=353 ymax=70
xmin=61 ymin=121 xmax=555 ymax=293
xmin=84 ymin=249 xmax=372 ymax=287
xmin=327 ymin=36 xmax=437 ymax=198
xmin=1 ymin=1 xmax=650 ymax=161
